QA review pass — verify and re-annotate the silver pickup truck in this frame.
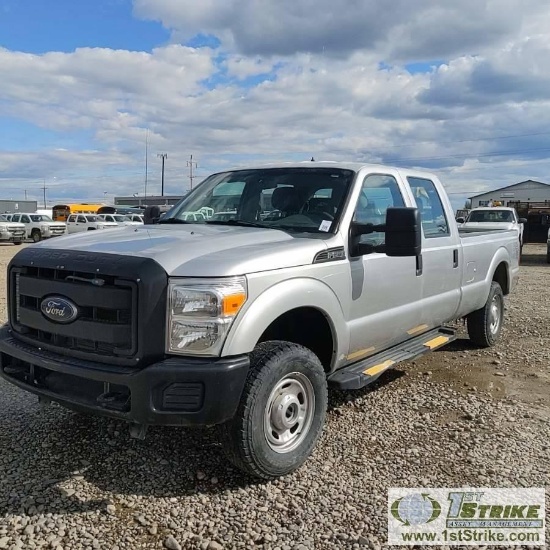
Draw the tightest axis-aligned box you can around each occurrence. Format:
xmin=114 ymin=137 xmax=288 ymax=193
xmin=0 ymin=162 xmax=520 ymax=479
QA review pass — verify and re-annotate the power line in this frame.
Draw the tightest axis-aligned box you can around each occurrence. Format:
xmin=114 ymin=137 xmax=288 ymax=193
xmin=381 ymin=130 xmax=550 ymax=149
xmin=383 ymin=146 xmax=550 ymax=164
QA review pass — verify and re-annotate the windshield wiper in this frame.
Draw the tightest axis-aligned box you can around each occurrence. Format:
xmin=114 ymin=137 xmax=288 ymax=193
xmin=157 ymin=217 xmax=192 ymax=224
xmin=205 ymin=220 xmax=268 ymax=228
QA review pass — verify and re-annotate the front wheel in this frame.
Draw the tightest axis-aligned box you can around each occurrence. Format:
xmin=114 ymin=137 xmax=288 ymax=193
xmin=467 ymin=281 xmax=504 ymax=347
xmin=218 ymin=341 xmax=328 ymax=479
xmin=31 ymin=230 xmax=41 ymax=243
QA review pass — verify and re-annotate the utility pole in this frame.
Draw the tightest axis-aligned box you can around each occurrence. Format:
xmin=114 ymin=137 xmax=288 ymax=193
xmin=144 ymin=129 xmax=149 ymax=199
xmin=187 ymin=154 xmax=198 ymax=190
xmin=24 ymin=189 xmax=28 ymax=200
xmin=42 ymin=179 xmax=48 ymax=209
xmin=157 ymin=153 xmax=167 ymax=196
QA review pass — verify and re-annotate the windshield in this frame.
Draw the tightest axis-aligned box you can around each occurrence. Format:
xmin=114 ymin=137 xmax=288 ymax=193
xmin=0 ymin=215 xmax=8 ymax=222
xmin=163 ymin=168 xmax=355 ymax=232
xmin=468 ymin=210 xmax=514 ymax=223
xmin=30 ymin=215 xmax=52 ymax=222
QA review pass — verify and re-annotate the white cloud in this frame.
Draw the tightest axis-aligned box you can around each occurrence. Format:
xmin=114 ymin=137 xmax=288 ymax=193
xmin=2 ymin=1 xmax=550 ymax=210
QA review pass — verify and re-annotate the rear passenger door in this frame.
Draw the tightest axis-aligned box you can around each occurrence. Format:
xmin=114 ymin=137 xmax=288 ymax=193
xmin=408 ymin=176 xmax=461 ymax=326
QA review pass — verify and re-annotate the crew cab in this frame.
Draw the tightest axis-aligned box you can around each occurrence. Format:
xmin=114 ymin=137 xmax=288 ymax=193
xmin=0 ymin=162 xmax=520 ymax=479
xmin=0 ymin=215 xmax=25 ymax=245
xmin=458 ymin=207 xmax=526 ymax=249
xmin=9 ymin=213 xmax=66 ymax=242
xmin=66 ymin=214 xmax=118 ymax=234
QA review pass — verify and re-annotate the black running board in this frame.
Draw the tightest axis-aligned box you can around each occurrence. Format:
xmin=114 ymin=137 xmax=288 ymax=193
xmin=328 ymin=327 xmax=456 ymax=390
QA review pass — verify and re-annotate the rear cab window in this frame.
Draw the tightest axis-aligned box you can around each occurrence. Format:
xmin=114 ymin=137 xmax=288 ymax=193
xmin=407 ymin=177 xmax=450 ymax=238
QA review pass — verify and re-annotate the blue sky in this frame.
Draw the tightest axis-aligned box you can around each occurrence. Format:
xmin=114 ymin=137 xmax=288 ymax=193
xmin=0 ymin=0 xmax=168 ymax=53
xmin=1 ymin=0 xmax=550 ymax=208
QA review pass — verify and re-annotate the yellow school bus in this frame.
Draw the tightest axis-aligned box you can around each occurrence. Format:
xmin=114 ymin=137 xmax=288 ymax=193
xmin=52 ymin=203 xmax=104 ymax=222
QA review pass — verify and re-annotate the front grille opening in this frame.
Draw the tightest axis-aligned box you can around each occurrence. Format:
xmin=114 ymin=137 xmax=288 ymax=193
xmin=11 ymin=265 xmax=137 ymax=360
xmin=25 ymin=266 xmax=118 ymax=287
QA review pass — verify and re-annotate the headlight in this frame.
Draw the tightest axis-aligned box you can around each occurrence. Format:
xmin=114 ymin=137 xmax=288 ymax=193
xmin=167 ymin=277 xmax=247 ymax=356
xmin=40 ymin=224 xmax=49 ymax=231
xmin=0 ymin=225 xmax=7 ymax=232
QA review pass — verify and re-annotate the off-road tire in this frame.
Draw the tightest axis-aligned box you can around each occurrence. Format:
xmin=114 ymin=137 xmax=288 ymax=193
xmin=467 ymin=281 xmax=504 ymax=348
xmin=31 ymin=230 xmax=41 ymax=243
xmin=218 ymin=341 xmax=328 ymax=479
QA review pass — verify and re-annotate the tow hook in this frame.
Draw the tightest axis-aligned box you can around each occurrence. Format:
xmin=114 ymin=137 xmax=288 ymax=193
xmin=129 ymin=423 xmax=148 ymax=440
xmin=38 ymin=396 xmax=51 ymax=408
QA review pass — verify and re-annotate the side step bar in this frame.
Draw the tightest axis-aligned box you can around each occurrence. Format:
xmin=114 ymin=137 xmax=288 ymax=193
xmin=328 ymin=326 xmax=456 ymax=390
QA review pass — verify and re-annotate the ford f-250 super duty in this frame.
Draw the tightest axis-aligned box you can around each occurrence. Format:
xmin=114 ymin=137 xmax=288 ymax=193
xmin=0 ymin=162 xmax=520 ymax=479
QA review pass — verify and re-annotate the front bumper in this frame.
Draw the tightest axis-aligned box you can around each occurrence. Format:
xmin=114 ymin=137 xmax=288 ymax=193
xmin=0 ymin=231 xmax=24 ymax=242
xmin=0 ymin=327 xmax=249 ymax=427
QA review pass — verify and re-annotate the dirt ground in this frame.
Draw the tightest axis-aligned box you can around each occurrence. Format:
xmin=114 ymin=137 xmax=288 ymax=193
xmin=413 ymin=243 xmax=550 ymax=416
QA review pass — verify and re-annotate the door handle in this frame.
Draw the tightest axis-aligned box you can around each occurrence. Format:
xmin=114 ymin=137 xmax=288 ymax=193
xmin=453 ymin=249 xmax=459 ymax=268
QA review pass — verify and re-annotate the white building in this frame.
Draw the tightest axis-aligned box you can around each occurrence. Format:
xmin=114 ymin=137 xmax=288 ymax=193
xmin=469 ymin=180 xmax=550 ymax=208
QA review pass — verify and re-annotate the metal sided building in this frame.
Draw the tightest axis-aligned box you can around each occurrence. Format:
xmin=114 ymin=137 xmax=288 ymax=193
xmin=469 ymin=180 xmax=550 ymax=208
xmin=0 ymin=200 xmax=39 ymax=214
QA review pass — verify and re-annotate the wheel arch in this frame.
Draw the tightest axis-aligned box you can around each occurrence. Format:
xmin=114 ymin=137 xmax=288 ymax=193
xmin=222 ymin=278 xmax=348 ymax=371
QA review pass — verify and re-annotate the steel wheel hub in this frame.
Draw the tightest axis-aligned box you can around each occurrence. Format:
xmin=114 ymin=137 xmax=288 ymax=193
xmin=489 ymin=295 xmax=502 ymax=335
xmin=264 ymin=372 xmax=315 ymax=454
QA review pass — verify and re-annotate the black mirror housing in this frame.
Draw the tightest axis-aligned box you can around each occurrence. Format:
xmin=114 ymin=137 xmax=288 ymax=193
xmin=385 ymin=207 xmax=422 ymax=257
xmin=456 ymin=217 xmax=465 ymax=224
xmin=519 ymin=218 xmax=527 ymax=224
xmin=143 ymin=205 xmax=161 ymax=225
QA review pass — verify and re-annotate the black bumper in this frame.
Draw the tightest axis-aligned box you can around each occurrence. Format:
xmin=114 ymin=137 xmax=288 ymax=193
xmin=0 ymin=327 xmax=249 ymax=427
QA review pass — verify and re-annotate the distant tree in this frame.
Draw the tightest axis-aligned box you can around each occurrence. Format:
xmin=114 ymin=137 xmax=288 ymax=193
xmin=464 ymin=199 xmax=472 ymax=209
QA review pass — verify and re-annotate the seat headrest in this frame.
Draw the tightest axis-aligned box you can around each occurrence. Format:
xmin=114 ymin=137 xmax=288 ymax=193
xmin=271 ymin=187 xmax=301 ymax=212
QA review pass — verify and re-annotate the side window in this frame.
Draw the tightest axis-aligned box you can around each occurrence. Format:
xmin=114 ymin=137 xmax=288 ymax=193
xmin=408 ymin=177 xmax=450 ymax=238
xmin=68 ymin=215 xmax=76 ymax=222
xmin=77 ymin=215 xmax=86 ymax=223
xmin=21 ymin=215 xmax=30 ymax=223
xmin=353 ymin=174 xmax=405 ymax=246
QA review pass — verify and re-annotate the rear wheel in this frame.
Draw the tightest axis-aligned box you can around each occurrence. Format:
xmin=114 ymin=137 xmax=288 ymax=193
xmin=547 ymin=245 xmax=550 ymax=264
xmin=31 ymin=230 xmax=41 ymax=243
xmin=218 ymin=341 xmax=327 ymax=479
xmin=467 ymin=281 xmax=504 ymax=348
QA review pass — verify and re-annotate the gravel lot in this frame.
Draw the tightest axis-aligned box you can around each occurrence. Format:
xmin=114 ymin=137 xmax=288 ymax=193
xmin=0 ymin=243 xmax=548 ymax=550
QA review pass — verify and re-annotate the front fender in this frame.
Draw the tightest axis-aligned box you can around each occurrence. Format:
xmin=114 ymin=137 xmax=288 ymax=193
xmin=222 ymin=277 xmax=349 ymax=369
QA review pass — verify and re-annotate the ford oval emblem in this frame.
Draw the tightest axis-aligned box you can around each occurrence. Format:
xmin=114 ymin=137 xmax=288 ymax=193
xmin=40 ymin=296 xmax=79 ymax=324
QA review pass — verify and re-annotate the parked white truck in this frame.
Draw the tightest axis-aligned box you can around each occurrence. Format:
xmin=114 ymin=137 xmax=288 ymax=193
xmin=458 ymin=207 xmax=526 ymax=250
xmin=0 ymin=215 xmax=25 ymax=245
xmin=9 ymin=213 xmax=66 ymax=242
xmin=0 ymin=162 xmax=520 ymax=478
xmin=66 ymin=214 xmax=118 ymax=234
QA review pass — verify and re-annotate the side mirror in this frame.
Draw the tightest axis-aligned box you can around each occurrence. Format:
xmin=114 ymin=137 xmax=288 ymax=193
xmin=143 ymin=205 xmax=161 ymax=224
xmin=385 ymin=207 xmax=422 ymax=257
xmin=519 ymin=218 xmax=527 ymax=224
xmin=349 ymin=207 xmax=421 ymax=257
xmin=456 ymin=217 xmax=465 ymax=224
